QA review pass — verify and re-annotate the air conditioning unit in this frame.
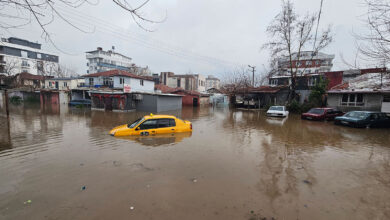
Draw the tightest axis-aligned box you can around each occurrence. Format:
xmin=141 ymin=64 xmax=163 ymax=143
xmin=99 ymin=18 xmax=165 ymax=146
xmin=133 ymin=94 xmax=143 ymax=101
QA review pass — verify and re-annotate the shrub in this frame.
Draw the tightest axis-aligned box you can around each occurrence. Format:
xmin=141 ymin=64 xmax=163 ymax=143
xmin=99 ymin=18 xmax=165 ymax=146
xmin=10 ymin=96 xmax=22 ymax=104
xmin=287 ymin=99 xmax=301 ymax=113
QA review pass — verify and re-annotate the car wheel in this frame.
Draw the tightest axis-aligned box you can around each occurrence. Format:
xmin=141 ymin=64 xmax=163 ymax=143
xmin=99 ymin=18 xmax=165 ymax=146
xmin=144 ymin=131 xmax=149 ymax=136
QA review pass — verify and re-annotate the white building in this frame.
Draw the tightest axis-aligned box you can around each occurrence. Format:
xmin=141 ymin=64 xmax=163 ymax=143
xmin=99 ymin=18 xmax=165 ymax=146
xmin=45 ymin=77 xmax=85 ymax=90
xmin=277 ymin=51 xmax=335 ymax=75
xmin=0 ymin=37 xmax=59 ymax=75
xmin=205 ymin=75 xmax=220 ymax=90
xmin=195 ymin=74 xmax=206 ymax=92
xmin=83 ymin=69 xmax=154 ymax=93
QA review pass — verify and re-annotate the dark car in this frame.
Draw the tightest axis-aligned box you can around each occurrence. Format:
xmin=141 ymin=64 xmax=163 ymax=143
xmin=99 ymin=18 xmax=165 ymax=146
xmin=301 ymin=108 xmax=344 ymax=121
xmin=334 ymin=111 xmax=390 ymax=128
xmin=69 ymin=99 xmax=91 ymax=107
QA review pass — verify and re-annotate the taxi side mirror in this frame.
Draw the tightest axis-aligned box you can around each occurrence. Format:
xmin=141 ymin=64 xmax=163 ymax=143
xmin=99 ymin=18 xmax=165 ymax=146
xmin=135 ymin=127 xmax=140 ymax=130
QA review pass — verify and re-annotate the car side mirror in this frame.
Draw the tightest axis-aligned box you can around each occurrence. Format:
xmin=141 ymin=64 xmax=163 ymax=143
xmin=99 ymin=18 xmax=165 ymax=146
xmin=135 ymin=127 xmax=140 ymax=130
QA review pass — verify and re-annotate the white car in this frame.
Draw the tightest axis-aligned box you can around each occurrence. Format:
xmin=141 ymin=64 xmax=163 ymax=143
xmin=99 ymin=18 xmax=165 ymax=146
xmin=266 ymin=106 xmax=289 ymax=117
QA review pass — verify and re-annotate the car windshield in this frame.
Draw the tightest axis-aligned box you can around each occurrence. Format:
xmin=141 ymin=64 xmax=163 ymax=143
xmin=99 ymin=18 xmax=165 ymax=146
xmin=269 ymin=106 xmax=283 ymax=111
xmin=308 ymin=108 xmax=324 ymax=114
xmin=128 ymin=117 xmax=144 ymax=128
xmin=344 ymin=112 xmax=369 ymax=119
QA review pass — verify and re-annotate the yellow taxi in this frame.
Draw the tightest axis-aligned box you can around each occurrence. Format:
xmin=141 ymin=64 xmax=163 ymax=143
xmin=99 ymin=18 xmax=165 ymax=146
xmin=110 ymin=114 xmax=192 ymax=137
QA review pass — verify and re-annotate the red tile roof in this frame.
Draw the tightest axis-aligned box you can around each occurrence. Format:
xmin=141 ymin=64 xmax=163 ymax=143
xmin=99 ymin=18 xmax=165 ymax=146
xmin=83 ymin=70 xmax=153 ymax=81
xmin=155 ymin=84 xmax=177 ymax=93
xmin=18 ymin=72 xmax=47 ymax=80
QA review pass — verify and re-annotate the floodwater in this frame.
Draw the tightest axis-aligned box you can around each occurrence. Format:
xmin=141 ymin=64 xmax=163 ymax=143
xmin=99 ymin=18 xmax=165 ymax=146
xmin=0 ymin=104 xmax=389 ymax=220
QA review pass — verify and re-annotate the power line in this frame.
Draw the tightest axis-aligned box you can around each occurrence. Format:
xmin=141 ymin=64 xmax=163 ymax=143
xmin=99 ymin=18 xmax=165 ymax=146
xmin=53 ymin=5 xmax=242 ymax=68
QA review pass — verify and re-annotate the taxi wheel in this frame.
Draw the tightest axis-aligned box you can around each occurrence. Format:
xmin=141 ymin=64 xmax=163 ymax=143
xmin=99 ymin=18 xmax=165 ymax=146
xmin=144 ymin=131 xmax=149 ymax=136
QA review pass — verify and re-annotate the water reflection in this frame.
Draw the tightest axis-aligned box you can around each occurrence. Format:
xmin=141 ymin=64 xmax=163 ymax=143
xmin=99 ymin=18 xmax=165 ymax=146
xmin=117 ymin=132 xmax=192 ymax=147
xmin=0 ymin=104 xmax=390 ymax=220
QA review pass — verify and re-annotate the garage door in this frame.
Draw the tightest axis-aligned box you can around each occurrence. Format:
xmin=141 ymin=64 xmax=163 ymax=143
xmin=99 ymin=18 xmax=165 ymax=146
xmin=381 ymin=95 xmax=390 ymax=113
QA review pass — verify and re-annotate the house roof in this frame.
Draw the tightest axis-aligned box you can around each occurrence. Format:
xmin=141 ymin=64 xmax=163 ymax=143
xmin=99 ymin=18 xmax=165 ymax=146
xmin=83 ymin=70 xmax=153 ymax=81
xmin=155 ymin=84 xmax=178 ymax=93
xmin=236 ymin=85 xmax=288 ymax=94
xmin=18 ymin=72 xmax=47 ymax=81
xmin=329 ymin=72 xmax=390 ymax=93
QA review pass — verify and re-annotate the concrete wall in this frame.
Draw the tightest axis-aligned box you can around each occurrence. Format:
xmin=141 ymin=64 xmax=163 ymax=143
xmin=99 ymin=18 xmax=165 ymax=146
xmin=199 ymin=96 xmax=210 ymax=106
xmin=59 ymin=91 xmax=70 ymax=104
xmin=45 ymin=78 xmax=84 ymax=90
xmin=296 ymin=90 xmax=311 ymax=104
xmin=328 ymin=93 xmax=383 ymax=111
xmin=112 ymin=77 xmax=154 ymax=93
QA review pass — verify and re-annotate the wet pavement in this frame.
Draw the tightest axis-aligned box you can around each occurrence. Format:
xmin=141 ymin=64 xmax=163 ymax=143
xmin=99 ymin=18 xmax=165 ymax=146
xmin=0 ymin=104 xmax=389 ymax=220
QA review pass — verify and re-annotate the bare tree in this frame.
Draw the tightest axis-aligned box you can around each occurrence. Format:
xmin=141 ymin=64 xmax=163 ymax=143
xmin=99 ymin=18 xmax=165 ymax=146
xmin=262 ymin=0 xmax=332 ymax=102
xmin=221 ymin=66 xmax=253 ymax=95
xmin=2 ymin=58 xmax=19 ymax=76
xmin=0 ymin=0 xmax=165 ymax=49
xmin=357 ymin=0 xmax=390 ymax=66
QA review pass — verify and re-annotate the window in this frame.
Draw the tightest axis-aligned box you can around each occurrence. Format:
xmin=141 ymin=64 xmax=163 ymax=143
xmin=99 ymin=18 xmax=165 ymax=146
xmin=270 ymin=79 xmax=278 ymax=86
xmin=306 ymin=61 xmax=312 ymax=66
xmin=37 ymin=53 xmax=42 ymax=59
xmin=177 ymin=79 xmax=181 ymax=87
xmin=89 ymin=78 xmax=94 ymax=86
xmin=138 ymin=119 xmax=158 ymax=130
xmin=308 ymin=77 xmax=317 ymax=86
xmin=63 ymin=82 xmax=68 ymax=87
xmin=21 ymin=51 xmax=28 ymax=58
xmin=140 ymin=79 xmax=144 ymax=86
xmin=341 ymin=94 xmax=364 ymax=106
xmin=128 ymin=118 xmax=144 ymax=128
xmin=87 ymin=62 xmax=89 ymax=66
xmin=119 ymin=78 xmax=124 ymax=84
xmin=21 ymin=60 xmax=29 ymax=67
xmin=158 ymin=119 xmax=176 ymax=128
xmin=315 ymin=61 xmax=320 ymax=65
xmin=296 ymin=61 xmax=302 ymax=67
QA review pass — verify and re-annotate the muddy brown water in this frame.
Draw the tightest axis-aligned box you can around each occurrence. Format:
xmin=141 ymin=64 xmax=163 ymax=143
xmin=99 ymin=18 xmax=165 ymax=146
xmin=0 ymin=104 xmax=389 ymax=220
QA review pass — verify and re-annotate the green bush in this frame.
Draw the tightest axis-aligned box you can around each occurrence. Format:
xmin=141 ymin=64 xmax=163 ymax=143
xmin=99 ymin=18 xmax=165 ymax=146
xmin=25 ymin=96 xmax=40 ymax=103
xmin=287 ymin=100 xmax=301 ymax=113
xmin=10 ymin=96 xmax=22 ymax=104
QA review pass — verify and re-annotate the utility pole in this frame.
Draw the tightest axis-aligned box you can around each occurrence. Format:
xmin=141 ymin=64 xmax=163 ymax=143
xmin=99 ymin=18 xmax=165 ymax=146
xmin=248 ymin=65 xmax=256 ymax=87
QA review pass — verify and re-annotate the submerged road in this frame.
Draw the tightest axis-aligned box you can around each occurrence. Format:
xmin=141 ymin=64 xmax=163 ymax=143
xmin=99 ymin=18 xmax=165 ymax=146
xmin=0 ymin=104 xmax=389 ymax=220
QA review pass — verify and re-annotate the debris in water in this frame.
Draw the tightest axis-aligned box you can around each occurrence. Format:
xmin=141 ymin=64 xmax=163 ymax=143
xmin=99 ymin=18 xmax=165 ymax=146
xmin=303 ymin=180 xmax=312 ymax=185
xmin=24 ymin=200 xmax=32 ymax=204
xmin=304 ymin=204 xmax=308 ymax=208
xmin=130 ymin=206 xmax=134 ymax=210
xmin=81 ymin=186 xmax=86 ymax=191
xmin=80 ymin=163 xmax=84 ymax=166
xmin=191 ymin=178 xmax=198 ymax=183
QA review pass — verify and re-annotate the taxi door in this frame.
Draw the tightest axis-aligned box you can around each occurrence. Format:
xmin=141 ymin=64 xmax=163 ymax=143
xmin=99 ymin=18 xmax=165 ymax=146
xmin=156 ymin=118 xmax=176 ymax=134
xmin=135 ymin=119 xmax=158 ymax=136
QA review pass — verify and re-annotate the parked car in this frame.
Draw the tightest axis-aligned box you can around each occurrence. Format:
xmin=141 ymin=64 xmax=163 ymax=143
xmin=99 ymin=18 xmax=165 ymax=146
xmin=266 ymin=106 xmax=289 ymax=117
xmin=110 ymin=114 xmax=192 ymax=137
xmin=68 ymin=99 xmax=91 ymax=107
xmin=334 ymin=111 xmax=390 ymax=128
xmin=301 ymin=108 xmax=344 ymax=121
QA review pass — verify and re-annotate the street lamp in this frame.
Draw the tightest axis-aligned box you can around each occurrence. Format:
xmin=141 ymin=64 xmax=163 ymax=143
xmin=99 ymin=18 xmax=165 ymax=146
xmin=248 ymin=65 xmax=256 ymax=87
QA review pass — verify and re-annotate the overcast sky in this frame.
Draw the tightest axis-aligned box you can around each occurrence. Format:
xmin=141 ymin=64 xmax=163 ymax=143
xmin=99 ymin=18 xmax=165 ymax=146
xmin=1 ymin=0 xmax=373 ymax=79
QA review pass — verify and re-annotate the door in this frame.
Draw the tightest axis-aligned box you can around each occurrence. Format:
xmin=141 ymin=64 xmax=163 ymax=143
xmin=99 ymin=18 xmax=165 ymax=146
xmin=156 ymin=118 xmax=176 ymax=134
xmin=136 ymin=119 xmax=158 ymax=136
xmin=193 ymin=97 xmax=198 ymax=106
xmin=104 ymin=97 xmax=113 ymax=111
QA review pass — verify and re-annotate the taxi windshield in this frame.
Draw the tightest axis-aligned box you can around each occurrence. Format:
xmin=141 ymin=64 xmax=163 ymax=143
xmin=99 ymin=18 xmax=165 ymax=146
xmin=128 ymin=117 xmax=144 ymax=128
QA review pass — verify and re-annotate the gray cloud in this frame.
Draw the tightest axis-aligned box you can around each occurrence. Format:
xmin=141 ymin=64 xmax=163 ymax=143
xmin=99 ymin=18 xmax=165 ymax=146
xmin=1 ymin=0 xmax=371 ymax=78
